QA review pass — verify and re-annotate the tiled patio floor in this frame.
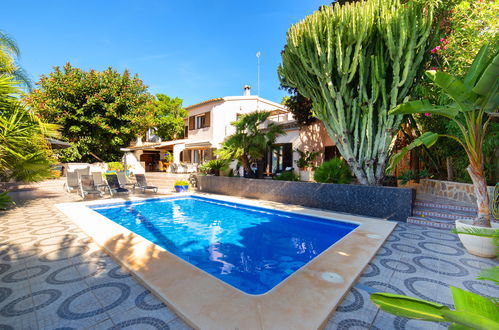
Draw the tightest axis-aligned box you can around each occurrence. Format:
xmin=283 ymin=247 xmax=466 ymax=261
xmin=0 ymin=180 xmax=497 ymax=329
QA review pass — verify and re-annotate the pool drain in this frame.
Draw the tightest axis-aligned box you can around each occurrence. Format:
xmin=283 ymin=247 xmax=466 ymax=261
xmin=321 ymin=272 xmax=343 ymax=283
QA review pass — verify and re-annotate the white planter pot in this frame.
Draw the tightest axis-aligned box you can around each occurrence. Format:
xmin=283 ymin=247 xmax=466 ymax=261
xmin=299 ymin=170 xmax=314 ymax=182
xmin=455 ymin=219 xmax=499 ymax=258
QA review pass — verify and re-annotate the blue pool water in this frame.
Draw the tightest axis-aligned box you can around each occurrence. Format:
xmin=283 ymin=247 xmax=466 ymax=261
xmin=90 ymin=196 xmax=358 ymax=295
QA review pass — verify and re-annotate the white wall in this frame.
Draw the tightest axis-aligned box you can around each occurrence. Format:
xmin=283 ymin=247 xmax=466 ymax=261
xmin=186 ymin=97 xmax=288 ymax=149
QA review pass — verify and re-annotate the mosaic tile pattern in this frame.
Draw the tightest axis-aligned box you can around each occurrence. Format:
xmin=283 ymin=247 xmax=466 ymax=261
xmin=0 ymin=181 xmax=497 ymax=329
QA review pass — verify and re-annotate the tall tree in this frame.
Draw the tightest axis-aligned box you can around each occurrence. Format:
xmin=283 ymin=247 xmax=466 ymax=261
xmin=25 ymin=63 xmax=156 ymax=162
xmin=217 ymin=111 xmax=284 ymax=178
xmin=153 ymin=94 xmax=188 ymax=141
xmin=388 ymin=45 xmax=499 ymax=227
xmin=0 ymin=31 xmax=31 ymax=89
xmin=279 ymin=0 xmax=436 ymax=185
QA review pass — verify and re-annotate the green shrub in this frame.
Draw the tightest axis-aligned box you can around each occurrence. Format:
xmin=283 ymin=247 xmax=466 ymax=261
xmin=198 ymin=159 xmax=229 ymax=176
xmin=314 ymin=158 xmax=351 ymax=184
xmin=107 ymin=162 xmax=124 ymax=171
xmin=174 ymin=180 xmax=189 ymax=186
xmin=295 ymin=149 xmax=320 ymax=169
xmin=273 ymin=170 xmax=300 ymax=182
xmin=0 ymin=191 xmax=13 ymax=210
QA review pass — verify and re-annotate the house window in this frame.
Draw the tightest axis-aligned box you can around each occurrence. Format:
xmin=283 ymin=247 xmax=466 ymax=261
xmin=196 ymin=115 xmax=205 ymax=129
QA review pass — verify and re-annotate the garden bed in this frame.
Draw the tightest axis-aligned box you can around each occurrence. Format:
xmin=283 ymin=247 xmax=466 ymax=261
xmin=196 ymin=176 xmax=415 ymax=221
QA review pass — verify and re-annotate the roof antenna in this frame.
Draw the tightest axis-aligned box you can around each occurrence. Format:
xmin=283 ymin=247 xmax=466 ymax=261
xmin=256 ymin=51 xmax=261 ymax=96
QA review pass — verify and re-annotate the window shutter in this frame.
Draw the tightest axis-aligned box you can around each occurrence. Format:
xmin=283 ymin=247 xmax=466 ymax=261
xmin=204 ymin=111 xmax=211 ymax=128
xmin=189 ymin=116 xmax=195 ymax=130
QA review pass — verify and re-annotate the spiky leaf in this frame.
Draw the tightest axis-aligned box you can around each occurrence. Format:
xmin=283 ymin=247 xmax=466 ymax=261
xmin=389 ymin=100 xmax=460 ymax=118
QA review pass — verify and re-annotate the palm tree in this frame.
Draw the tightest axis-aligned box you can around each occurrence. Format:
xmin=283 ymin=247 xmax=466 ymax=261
xmin=387 ymin=45 xmax=498 ymax=227
xmin=0 ymin=31 xmax=31 ymax=89
xmin=0 ymin=75 xmax=57 ymax=182
xmin=218 ymin=111 xmax=284 ymax=178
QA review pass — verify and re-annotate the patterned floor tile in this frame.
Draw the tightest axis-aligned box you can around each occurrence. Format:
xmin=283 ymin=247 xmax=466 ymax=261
xmin=0 ymin=180 xmax=497 ymax=329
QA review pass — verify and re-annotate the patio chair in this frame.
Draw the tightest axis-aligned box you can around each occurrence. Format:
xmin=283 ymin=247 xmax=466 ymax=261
xmin=63 ymin=172 xmax=79 ymax=193
xmin=116 ymin=171 xmax=136 ymax=189
xmin=134 ymin=174 xmax=158 ymax=193
xmin=79 ymin=175 xmax=103 ymax=199
xmin=74 ymin=167 xmax=90 ymax=177
xmin=106 ymin=174 xmax=129 ymax=196
xmin=92 ymin=172 xmax=109 ymax=193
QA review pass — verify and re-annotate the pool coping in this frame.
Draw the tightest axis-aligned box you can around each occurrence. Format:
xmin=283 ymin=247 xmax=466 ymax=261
xmin=56 ymin=192 xmax=397 ymax=330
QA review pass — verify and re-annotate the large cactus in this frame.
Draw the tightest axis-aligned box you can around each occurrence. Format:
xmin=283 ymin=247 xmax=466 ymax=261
xmin=279 ymin=0 xmax=435 ymax=185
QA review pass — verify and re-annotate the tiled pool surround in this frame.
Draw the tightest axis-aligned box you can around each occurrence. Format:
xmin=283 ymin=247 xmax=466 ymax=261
xmin=57 ymin=193 xmax=396 ymax=329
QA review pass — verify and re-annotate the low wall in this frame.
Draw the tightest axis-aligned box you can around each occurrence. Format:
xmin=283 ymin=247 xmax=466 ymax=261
xmin=418 ymin=179 xmax=494 ymax=205
xmin=196 ymin=176 xmax=415 ymax=221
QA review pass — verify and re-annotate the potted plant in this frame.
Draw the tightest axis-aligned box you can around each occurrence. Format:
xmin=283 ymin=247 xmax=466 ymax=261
xmin=174 ymin=180 xmax=189 ymax=193
xmin=106 ymin=162 xmax=124 ymax=174
xmin=387 ymin=44 xmax=498 ymax=257
xmin=295 ymin=149 xmax=319 ymax=181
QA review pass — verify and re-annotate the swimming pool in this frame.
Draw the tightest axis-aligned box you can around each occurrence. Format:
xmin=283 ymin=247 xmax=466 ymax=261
xmin=90 ymin=195 xmax=358 ymax=295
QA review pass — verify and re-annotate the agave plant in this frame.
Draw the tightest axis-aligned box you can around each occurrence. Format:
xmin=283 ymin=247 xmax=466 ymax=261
xmin=387 ymin=45 xmax=499 ymax=227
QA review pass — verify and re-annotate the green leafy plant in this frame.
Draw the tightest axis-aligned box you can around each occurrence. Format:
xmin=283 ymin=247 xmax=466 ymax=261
xmin=371 ymin=227 xmax=499 ymax=329
xmin=279 ymin=0 xmax=436 ymax=185
xmin=313 ymin=158 xmax=351 ymax=184
xmin=0 ymin=76 xmax=57 ymax=183
xmin=198 ymin=159 xmax=229 ymax=176
xmin=163 ymin=152 xmax=174 ymax=164
xmin=371 ymin=286 xmax=499 ymax=329
xmin=25 ymin=63 xmax=156 ymax=162
xmin=153 ymin=94 xmax=188 ymax=141
xmin=273 ymin=170 xmax=300 ymax=182
xmin=174 ymin=180 xmax=189 ymax=186
xmin=295 ymin=149 xmax=320 ymax=170
xmin=388 ymin=44 xmax=499 ymax=227
xmin=0 ymin=191 xmax=13 ymax=210
xmin=107 ymin=162 xmax=124 ymax=171
xmin=397 ymin=169 xmax=432 ymax=185
xmin=217 ymin=111 xmax=284 ymax=178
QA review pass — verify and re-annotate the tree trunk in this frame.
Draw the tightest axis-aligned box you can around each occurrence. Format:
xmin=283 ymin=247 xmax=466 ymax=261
xmin=446 ymin=157 xmax=454 ymax=181
xmin=240 ymin=155 xmax=255 ymax=178
xmin=467 ymin=164 xmax=491 ymax=227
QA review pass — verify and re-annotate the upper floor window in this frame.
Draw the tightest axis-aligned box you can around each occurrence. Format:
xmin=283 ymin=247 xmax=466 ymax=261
xmin=196 ymin=115 xmax=205 ymax=129
xmin=188 ymin=111 xmax=211 ymax=130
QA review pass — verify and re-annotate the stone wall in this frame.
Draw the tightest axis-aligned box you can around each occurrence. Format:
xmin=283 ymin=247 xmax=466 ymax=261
xmin=418 ymin=179 xmax=494 ymax=205
xmin=196 ymin=176 xmax=415 ymax=221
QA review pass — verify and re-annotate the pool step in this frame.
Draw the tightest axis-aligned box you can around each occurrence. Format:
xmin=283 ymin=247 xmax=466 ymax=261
xmin=409 ymin=194 xmax=477 ymax=230
xmin=406 ymin=216 xmax=456 ymax=230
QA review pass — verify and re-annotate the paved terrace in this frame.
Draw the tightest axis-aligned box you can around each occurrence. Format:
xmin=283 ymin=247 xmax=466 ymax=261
xmin=0 ymin=179 xmax=497 ymax=329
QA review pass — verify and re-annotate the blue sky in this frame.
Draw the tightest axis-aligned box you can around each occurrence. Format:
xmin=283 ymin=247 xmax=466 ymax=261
xmin=3 ymin=1 xmax=327 ymax=106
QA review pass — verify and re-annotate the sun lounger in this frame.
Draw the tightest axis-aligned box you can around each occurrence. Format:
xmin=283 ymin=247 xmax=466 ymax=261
xmin=116 ymin=171 xmax=136 ymax=189
xmin=92 ymin=172 xmax=109 ymax=193
xmin=134 ymin=174 xmax=158 ymax=193
xmin=74 ymin=167 xmax=90 ymax=177
xmin=79 ymin=175 xmax=103 ymax=199
xmin=63 ymin=172 xmax=79 ymax=192
xmin=106 ymin=174 xmax=129 ymax=196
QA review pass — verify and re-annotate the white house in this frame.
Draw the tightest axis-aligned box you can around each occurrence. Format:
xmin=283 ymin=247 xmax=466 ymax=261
xmin=121 ymin=86 xmax=338 ymax=176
